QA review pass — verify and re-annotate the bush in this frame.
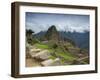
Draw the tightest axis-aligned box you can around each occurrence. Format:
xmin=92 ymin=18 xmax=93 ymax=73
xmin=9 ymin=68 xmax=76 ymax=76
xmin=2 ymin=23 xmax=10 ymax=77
xmin=31 ymin=38 xmax=40 ymax=45
xmin=27 ymin=38 xmax=40 ymax=45
xmin=52 ymin=43 xmax=58 ymax=49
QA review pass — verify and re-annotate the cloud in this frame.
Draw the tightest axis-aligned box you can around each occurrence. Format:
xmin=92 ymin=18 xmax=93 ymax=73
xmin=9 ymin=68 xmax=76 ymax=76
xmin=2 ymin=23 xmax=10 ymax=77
xmin=26 ymin=21 xmax=49 ymax=33
xmin=25 ymin=12 xmax=90 ymax=33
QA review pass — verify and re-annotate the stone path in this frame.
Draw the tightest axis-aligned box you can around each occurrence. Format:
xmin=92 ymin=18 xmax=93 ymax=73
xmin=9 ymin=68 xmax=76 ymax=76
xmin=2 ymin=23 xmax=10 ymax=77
xmin=41 ymin=58 xmax=61 ymax=66
xmin=26 ymin=45 xmax=62 ymax=67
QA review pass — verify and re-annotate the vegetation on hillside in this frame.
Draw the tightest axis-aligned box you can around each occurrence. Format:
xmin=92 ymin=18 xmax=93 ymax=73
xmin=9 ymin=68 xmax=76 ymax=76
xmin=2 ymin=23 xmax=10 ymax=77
xmin=26 ymin=25 xmax=89 ymax=67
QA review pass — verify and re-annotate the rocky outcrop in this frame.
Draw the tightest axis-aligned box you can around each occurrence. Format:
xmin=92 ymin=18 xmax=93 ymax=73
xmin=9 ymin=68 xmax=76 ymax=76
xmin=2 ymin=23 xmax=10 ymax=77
xmin=41 ymin=58 xmax=61 ymax=66
xmin=33 ymin=50 xmax=50 ymax=60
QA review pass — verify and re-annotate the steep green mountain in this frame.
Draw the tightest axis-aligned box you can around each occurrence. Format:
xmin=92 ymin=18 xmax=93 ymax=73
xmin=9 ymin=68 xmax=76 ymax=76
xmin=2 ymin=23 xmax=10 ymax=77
xmin=44 ymin=25 xmax=59 ymax=41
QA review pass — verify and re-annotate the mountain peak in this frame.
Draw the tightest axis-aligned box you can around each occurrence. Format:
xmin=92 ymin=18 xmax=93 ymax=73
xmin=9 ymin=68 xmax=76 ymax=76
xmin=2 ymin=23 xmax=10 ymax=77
xmin=45 ymin=25 xmax=59 ymax=41
xmin=47 ymin=25 xmax=57 ymax=32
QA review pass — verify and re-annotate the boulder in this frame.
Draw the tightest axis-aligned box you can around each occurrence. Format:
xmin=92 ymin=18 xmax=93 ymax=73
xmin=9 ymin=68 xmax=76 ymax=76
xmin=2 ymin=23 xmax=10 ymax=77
xmin=41 ymin=58 xmax=61 ymax=66
xmin=33 ymin=50 xmax=50 ymax=60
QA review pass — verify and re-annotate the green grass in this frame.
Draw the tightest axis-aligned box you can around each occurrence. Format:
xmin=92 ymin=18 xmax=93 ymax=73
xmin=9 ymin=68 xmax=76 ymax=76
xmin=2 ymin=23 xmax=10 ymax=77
xmin=49 ymin=46 xmax=76 ymax=62
xmin=34 ymin=42 xmax=77 ymax=63
xmin=56 ymin=47 xmax=76 ymax=61
xmin=49 ymin=56 xmax=56 ymax=60
xmin=35 ymin=43 xmax=49 ymax=49
xmin=56 ymin=52 xmax=75 ymax=61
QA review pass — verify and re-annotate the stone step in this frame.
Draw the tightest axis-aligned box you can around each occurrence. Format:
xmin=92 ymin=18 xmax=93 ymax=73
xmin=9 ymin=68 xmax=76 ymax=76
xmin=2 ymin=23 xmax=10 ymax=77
xmin=34 ymin=50 xmax=50 ymax=60
xmin=29 ymin=48 xmax=42 ymax=57
xmin=29 ymin=50 xmax=50 ymax=60
xmin=41 ymin=58 xmax=60 ymax=66
xmin=30 ymin=48 xmax=42 ymax=52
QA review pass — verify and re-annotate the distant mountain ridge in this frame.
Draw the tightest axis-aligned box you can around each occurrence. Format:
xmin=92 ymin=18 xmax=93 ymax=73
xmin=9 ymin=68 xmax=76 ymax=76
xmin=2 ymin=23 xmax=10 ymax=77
xmin=59 ymin=31 xmax=89 ymax=49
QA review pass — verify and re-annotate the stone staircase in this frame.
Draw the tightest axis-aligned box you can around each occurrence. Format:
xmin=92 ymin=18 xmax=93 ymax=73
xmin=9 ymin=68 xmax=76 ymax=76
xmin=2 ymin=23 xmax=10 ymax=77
xmin=28 ymin=46 xmax=61 ymax=66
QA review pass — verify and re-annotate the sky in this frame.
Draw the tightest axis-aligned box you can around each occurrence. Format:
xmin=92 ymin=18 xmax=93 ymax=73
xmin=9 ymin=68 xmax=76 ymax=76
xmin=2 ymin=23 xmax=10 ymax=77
xmin=25 ymin=12 xmax=90 ymax=34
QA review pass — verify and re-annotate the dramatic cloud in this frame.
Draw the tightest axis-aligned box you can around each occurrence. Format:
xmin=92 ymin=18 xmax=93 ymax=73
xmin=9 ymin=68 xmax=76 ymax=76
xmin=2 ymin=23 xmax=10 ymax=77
xmin=26 ymin=12 xmax=90 ymax=33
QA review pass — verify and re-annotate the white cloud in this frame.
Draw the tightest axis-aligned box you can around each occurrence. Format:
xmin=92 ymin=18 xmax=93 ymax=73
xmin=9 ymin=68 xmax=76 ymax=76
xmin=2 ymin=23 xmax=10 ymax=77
xmin=26 ymin=13 xmax=90 ymax=33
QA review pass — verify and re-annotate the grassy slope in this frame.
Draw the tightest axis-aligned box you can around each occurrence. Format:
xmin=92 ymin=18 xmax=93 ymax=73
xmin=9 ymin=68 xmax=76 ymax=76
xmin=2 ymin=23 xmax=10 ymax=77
xmin=34 ymin=42 xmax=77 ymax=64
xmin=35 ymin=43 xmax=49 ymax=49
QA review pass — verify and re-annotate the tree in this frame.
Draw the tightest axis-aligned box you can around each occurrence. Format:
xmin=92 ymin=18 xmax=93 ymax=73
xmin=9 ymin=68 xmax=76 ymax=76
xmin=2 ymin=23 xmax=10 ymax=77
xmin=26 ymin=29 xmax=34 ymax=36
xmin=52 ymin=43 xmax=58 ymax=49
xmin=26 ymin=29 xmax=34 ymax=44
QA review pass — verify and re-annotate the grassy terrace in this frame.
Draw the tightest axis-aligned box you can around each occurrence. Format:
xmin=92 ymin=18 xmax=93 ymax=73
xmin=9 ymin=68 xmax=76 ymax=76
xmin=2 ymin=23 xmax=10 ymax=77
xmin=35 ymin=43 xmax=49 ymax=49
xmin=34 ymin=42 xmax=76 ymax=63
